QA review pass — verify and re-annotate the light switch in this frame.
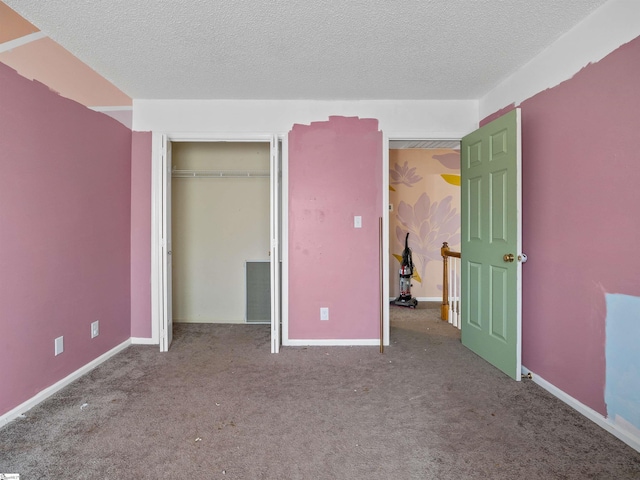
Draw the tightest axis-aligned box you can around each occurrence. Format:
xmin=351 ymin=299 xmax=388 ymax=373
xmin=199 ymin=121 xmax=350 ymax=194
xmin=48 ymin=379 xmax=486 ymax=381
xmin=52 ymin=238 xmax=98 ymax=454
xmin=354 ymin=216 xmax=362 ymax=228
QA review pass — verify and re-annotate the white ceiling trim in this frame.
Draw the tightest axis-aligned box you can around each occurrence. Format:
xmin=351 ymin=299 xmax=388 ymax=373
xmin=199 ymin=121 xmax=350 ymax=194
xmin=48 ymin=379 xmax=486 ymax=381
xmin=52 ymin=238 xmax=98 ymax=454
xmin=0 ymin=30 xmax=46 ymax=53
xmin=389 ymin=140 xmax=459 ymax=150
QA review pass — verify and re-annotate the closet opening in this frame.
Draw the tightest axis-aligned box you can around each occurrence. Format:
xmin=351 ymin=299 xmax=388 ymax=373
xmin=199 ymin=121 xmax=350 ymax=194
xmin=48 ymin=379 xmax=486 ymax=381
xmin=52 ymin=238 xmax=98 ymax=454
xmin=171 ymin=141 xmax=271 ymax=325
xmin=154 ymin=134 xmax=283 ymax=353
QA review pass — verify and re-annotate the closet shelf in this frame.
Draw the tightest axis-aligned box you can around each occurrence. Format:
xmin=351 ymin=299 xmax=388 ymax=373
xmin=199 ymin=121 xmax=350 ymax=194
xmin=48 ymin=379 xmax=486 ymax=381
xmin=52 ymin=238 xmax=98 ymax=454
xmin=172 ymin=169 xmax=269 ymax=178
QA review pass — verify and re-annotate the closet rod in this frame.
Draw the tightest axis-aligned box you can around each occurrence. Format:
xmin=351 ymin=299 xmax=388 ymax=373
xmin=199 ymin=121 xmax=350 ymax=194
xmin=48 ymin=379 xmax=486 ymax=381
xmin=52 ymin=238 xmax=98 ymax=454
xmin=172 ymin=169 xmax=269 ymax=178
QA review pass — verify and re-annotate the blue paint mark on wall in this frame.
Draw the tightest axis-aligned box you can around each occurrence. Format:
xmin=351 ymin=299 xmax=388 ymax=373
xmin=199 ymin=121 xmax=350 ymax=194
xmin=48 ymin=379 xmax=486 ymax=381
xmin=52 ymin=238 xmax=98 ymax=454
xmin=605 ymin=293 xmax=640 ymax=431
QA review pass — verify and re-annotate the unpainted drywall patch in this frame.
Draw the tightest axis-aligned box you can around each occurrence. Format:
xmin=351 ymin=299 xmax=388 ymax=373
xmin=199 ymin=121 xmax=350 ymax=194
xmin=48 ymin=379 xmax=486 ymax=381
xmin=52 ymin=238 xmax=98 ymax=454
xmin=605 ymin=293 xmax=640 ymax=436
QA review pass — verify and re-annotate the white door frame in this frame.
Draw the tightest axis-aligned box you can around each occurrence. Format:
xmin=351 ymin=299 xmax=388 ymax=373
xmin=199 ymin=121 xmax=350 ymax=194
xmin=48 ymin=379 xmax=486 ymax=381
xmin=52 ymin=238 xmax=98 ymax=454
xmin=383 ymin=132 xmax=466 ymax=345
xmin=150 ymin=132 xmax=288 ymax=351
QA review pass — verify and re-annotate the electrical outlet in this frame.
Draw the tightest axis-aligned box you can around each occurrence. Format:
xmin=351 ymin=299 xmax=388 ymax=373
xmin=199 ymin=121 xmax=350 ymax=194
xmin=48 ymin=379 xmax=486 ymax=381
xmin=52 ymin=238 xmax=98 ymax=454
xmin=55 ymin=336 xmax=64 ymax=356
xmin=354 ymin=216 xmax=362 ymax=228
xmin=320 ymin=307 xmax=329 ymax=321
xmin=91 ymin=320 xmax=99 ymax=338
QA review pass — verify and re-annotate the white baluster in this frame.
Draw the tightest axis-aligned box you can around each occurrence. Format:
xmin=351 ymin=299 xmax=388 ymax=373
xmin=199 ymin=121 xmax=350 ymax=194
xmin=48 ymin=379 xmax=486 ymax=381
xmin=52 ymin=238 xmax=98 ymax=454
xmin=452 ymin=258 xmax=458 ymax=328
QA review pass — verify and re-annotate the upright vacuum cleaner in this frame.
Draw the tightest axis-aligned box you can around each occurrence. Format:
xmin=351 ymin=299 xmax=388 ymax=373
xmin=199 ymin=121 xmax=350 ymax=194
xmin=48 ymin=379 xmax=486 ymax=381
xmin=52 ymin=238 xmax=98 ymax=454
xmin=392 ymin=232 xmax=418 ymax=308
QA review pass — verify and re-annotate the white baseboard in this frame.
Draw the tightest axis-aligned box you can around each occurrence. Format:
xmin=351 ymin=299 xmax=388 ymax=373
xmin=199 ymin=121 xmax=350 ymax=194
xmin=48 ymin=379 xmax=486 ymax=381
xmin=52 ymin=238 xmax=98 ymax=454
xmin=131 ymin=337 xmax=158 ymax=345
xmin=0 ymin=339 xmax=131 ymax=429
xmin=522 ymin=366 xmax=640 ymax=453
xmin=417 ymin=297 xmax=445 ymax=302
xmin=284 ymin=339 xmax=381 ymax=347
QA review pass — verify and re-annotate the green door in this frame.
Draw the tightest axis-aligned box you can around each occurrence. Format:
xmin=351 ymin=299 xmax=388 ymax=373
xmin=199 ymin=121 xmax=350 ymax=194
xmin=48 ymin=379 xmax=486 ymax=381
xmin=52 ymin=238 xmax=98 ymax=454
xmin=461 ymin=108 xmax=522 ymax=380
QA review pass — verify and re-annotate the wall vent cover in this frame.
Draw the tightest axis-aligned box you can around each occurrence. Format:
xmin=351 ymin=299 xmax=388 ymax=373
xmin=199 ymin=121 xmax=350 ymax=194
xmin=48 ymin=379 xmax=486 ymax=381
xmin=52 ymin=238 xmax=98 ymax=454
xmin=246 ymin=261 xmax=270 ymax=323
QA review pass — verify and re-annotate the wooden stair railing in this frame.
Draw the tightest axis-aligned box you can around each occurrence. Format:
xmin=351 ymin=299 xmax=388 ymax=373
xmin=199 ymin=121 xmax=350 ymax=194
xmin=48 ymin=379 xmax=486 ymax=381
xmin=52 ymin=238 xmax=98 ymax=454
xmin=441 ymin=242 xmax=461 ymax=322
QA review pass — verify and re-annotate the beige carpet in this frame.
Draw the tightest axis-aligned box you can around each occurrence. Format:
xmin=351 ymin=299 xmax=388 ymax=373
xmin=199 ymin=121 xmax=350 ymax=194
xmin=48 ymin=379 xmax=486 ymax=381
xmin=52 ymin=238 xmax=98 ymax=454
xmin=1 ymin=302 xmax=639 ymax=479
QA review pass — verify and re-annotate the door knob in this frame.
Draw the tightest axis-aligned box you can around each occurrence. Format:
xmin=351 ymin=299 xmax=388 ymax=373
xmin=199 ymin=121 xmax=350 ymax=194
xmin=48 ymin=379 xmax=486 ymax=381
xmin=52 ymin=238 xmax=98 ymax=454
xmin=503 ymin=253 xmax=515 ymax=262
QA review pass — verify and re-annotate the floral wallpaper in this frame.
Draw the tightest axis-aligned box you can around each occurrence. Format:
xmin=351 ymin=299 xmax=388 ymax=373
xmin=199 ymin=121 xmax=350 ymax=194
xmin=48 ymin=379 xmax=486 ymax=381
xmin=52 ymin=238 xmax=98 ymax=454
xmin=389 ymin=149 xmax=461 ymax=299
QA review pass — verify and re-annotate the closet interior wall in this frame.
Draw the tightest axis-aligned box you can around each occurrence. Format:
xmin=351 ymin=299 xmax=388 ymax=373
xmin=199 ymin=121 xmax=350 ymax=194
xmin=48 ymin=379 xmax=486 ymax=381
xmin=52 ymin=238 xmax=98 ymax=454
xmin=171 ymin=142 xmax=270 ymax=323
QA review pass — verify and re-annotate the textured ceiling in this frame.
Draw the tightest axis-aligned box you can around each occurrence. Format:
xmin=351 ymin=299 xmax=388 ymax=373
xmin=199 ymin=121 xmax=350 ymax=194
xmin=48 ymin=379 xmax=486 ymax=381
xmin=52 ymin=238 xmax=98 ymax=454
xmin=4 ymin=0 xmax=609 ymax=100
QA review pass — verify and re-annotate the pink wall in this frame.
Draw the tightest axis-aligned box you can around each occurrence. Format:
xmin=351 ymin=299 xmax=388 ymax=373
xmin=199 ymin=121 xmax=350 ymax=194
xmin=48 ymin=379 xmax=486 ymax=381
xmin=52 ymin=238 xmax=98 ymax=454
xmin=485 ymin=37 xmax=640 ymax=415
xmin=130 ymin=131 xmax=152 ymax=338
xmin=0 ymin=63 xmax=132 ymax=416
xmin=288 ymin=116 xmax=382 ymax=340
